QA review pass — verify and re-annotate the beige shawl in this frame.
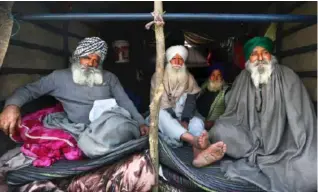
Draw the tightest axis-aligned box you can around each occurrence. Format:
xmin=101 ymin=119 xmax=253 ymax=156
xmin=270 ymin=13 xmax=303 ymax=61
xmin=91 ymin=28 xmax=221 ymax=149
xmin=150 ymin=70 xmax=200 ymax=109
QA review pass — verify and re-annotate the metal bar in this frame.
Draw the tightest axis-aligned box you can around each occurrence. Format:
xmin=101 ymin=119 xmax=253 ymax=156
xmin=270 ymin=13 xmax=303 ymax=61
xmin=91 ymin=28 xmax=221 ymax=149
xmin=16 ymin=13 xmax=317 ymax=23
xmin=282 ymin=22 xmax=316 ymax=37
xmin=10 ymin=39 xmax=71 ymax=57
xmin=280 ymin=44 xmax=317 ymax=58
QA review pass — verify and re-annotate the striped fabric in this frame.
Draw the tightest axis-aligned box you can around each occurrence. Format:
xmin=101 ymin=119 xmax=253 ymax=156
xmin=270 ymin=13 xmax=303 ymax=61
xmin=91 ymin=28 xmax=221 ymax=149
xmin=6 ymin=137 xmax=149 ymax=185
xmin=73 ymin=37 xmax=108 ymax=62
xmin=161 ymin=165 xmax=205 ymax=192
xmin=159 ymin=138 xmax=265 ymax=192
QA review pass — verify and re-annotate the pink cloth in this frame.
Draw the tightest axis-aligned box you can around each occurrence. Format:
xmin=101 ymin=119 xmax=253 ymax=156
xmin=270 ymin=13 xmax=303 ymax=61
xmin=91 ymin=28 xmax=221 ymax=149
xmin=11 ymin=104 xmax=84 ymax=167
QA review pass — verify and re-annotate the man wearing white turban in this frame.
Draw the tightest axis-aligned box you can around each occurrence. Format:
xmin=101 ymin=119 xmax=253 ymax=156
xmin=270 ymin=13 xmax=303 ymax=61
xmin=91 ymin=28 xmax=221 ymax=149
xmin=150 ymin=45 xmax=226 ymax=166
xmin=0 ymin=37 xmax=149 ymax=157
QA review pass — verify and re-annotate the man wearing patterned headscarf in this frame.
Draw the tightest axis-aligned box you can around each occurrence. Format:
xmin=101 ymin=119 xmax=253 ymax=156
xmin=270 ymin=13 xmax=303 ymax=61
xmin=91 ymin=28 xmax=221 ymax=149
xmin=0 ymin=37 xmax=149 ymax=157
xmin=70 ymin=36 xmax=108 ymax=87
xmin=194 ymin=37 xmax=316 ymax=192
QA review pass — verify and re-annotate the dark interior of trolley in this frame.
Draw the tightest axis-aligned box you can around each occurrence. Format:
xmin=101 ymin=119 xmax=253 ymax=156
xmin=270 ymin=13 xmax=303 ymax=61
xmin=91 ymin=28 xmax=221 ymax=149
xmin=0 ymin=1 xmax=316 ymax=191
xmin=1 ymin=1 xmax=316 ymax=114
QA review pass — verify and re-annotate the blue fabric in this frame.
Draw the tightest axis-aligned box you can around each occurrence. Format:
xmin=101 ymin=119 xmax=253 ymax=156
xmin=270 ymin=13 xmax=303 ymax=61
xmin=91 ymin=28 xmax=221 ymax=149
xmin=124 ymin=89 xmax=141 ymax=111
xmin=208 ymin=62 xmax=225 ymax=78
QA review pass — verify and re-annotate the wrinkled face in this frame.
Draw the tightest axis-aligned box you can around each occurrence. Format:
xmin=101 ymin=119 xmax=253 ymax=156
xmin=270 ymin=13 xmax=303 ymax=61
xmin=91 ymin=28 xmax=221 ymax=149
xmin=71 ymin=53 xmax=103 ymax=87
xmin=249 ymin=46 xmax=271 ymax=64
xmin=209 ymin=69 xmax=223 ymax=82
xmin=207 ymin=69 xmax=224 ymax=92
xmin=79 ymin=53 xmax=101 ymax=68
xmin=170 ymin=54 xmax=184 ymax=69
xmin=246 ymin=47 xmax=275 ymax=88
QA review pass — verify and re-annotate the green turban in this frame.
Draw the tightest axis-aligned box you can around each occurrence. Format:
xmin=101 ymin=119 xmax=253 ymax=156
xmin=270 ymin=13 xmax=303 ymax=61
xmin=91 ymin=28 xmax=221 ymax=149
xmin=243 ymin=37 xmax=274 ymax=60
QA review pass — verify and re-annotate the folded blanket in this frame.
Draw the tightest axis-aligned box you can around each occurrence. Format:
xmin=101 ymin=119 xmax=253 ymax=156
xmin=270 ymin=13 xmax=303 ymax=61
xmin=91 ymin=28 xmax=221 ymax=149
xmin=11 ymin=104 xmax=83 ymax=167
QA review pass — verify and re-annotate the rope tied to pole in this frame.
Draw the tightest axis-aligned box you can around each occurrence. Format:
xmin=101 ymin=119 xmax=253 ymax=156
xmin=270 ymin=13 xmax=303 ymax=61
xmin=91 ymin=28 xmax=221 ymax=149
xmin=145 ymin=11 xmax=165 ymax=30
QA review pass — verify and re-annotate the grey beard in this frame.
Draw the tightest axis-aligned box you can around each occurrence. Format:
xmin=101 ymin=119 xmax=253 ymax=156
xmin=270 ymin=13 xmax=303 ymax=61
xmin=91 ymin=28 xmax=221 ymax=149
xmin=246 ymin=56 xmax=277 ymax=88
xmin=71 ymin=61 xmax=103 ymax=87
xmin=207 ymin=80 xmax=224 ymax=92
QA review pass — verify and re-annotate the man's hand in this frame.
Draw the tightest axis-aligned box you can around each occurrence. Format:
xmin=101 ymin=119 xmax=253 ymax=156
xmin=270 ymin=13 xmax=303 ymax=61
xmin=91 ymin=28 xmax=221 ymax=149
xmin=180 ymin=121 xmax=189 ymax=130
xmin=0 ymin=105 xmax=21 ymax=136
xmin=139 ymin=124 xmax=149 ymax=136
xmin=205 ymin=121 xmax=214 ymax=130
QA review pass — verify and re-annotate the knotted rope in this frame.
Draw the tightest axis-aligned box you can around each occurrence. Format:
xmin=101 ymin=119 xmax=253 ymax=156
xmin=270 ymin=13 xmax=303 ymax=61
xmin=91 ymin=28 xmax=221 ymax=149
xmin=145 ymin=11 xmax=165 ymax=30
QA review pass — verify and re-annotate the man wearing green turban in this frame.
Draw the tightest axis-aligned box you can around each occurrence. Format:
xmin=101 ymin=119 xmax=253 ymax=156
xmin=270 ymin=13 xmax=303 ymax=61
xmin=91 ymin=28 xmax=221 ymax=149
xmin=194 ymin=37 xmax=317 ymax=192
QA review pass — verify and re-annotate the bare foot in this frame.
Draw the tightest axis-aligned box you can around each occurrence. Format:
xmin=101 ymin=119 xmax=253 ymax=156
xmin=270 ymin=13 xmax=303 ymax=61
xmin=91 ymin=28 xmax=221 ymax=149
xmin=192 ymin=141 xmax=227 ymax=168
xmin=197 ymin=130 xmax=210 ymax=149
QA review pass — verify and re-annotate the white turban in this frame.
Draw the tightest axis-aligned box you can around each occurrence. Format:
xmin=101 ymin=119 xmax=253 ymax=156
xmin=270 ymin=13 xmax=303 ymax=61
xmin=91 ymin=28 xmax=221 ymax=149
xmin=166 ymin=45 xmax=188 ymax=62
xmin=72 ymin=37 xmax=108 ymax=62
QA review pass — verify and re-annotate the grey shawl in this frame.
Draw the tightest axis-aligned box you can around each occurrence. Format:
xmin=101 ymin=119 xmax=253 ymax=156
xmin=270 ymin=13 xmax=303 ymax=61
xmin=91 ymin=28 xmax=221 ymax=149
xmin=209 ymin=63 xmax=317 ymax=192
xmin=43 ymin=106 xmax=140 ymax=158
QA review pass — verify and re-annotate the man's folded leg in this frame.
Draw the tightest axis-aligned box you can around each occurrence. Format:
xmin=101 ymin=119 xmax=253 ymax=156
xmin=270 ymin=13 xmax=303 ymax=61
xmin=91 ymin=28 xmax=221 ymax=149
xmin=158 ymin=109 xmax=187 ymax=142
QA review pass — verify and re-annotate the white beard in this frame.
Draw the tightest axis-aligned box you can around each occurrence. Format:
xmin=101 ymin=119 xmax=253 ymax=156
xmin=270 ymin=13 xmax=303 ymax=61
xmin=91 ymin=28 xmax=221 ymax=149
xmin=246 ymin=56 xmax=277 ymax=88
xmin=71 ymin=61 xmax=103 ymax=87
xmin=164 ymin=63 xmax=188 ymax=88
xmin=207 ymin=80 xmax=224 ymax=92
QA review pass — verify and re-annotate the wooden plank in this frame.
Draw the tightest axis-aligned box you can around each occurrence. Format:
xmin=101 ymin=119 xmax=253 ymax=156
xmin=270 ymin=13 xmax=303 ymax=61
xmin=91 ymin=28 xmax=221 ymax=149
xmin=302 ymin=77 xmax=317 ymax=102
xmin=280 ymin=44 xmax=317 ymax=58
xmin=283 ymin=2 xmax=317 ymax=30
xmin=282 ymin=24 xmax=317 ymax=51
xmin=0 ymin=67 xmax=54 ymax=75
xmin=297 ymin=71 xmax=317 ymax=78
xmin=275 ymin=2 xmax=283 ymax=62
xmin=281 ymin=51 xmax=317 ymax=72
xmin=149 ymin=2 xmax=165 ymax=192
xmin=9 ymin=39 xmax=70 ymax=57
xmin=282 ymin=22 xmax=316 ymax=37
xmin=29 ymin=21 xmax=84 ymax=39
xmin=281 ymin=2 xmax=307 ymax=14
xmin=63 ymin=21 xmax=70 ymax=66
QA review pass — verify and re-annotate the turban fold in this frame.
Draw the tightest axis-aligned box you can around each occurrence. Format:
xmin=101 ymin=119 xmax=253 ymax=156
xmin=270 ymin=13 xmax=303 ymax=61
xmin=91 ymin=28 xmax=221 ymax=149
xmin=166 ymin=45 xmax=188 ymax=62
xmin=243 ymin=37 xmax=274 ymax=60
xmin=208 ymin=62 xmax=225 ymax=77
xmin=73 ymin=37 xmax=108 ymax=62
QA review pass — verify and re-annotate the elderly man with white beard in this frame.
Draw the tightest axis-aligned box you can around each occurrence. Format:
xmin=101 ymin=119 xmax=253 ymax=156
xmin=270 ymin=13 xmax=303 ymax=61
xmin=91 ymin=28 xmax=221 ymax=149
xmin=194 ymin=37 xmax=317 ymax=192
xmin=0 ymin=37 xmax=149 ymax=157
xmin=150 ymin=45 xmax=225 ymax=166
xmin=196 ymin=64 xmax=230 ymax=130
